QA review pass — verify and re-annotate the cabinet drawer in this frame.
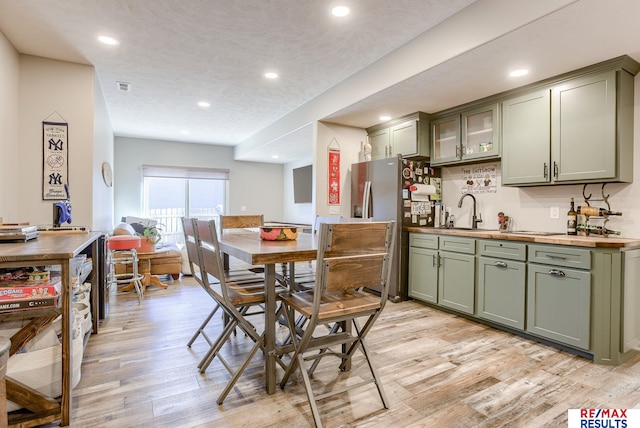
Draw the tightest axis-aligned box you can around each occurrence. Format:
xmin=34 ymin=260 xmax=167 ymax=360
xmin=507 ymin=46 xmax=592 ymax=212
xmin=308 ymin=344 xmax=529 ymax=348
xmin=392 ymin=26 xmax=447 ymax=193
xmin=528 ymin=244 xmax=591 ymax=269
xmin=409 ymin=233 xmax=438 ymax=250
xmin=477 ymin=239 xmax=526 ymax=261
xmin=439 ymin=236 xmax=475 ymax=254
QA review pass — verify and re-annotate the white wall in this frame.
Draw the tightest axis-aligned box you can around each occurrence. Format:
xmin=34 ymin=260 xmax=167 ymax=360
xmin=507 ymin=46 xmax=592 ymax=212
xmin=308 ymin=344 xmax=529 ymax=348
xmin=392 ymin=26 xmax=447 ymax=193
xmin=0 ymin=29 xmax=20 ymax=222
xmin=440 ymin=73 xmax=640 ymax=239
xmin=17 ymin=55 xmax=98 ymax=228
xmin=114 ymin=137 xmax=284 ymax=226
xmin=92 ymin=76 xmax=115 ymax=232
xmin=315 ymin=122 xmax=367 ymax=219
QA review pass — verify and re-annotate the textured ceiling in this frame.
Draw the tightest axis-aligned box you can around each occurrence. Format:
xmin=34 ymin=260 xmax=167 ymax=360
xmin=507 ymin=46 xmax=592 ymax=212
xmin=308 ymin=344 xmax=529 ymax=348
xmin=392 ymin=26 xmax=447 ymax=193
xmin=1 ymin=0 xmax=640 ymax=164
xmin=0 ymin=0 xmax=475 ymax=161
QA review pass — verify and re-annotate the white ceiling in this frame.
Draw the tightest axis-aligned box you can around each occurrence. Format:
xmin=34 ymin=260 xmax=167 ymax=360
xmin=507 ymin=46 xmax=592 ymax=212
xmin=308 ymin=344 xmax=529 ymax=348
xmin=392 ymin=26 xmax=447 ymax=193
xmin=1 ymin=0 xmax=640 ymax=164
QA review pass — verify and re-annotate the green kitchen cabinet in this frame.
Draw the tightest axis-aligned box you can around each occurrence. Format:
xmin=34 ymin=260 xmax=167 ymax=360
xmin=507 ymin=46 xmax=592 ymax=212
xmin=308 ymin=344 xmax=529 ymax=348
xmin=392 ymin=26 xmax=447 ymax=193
xmin=430 ymin=115 xmax=460 ymax=164
xmin=408 ymin=234 xmax=438 ymax=303
xmin=367 ymin=112 xmax=430 ymax=160
xmin=526 ymin=245 xmax=591 ymax=350
xmin=501 ymin=89 xmax=551 ymax=185
xmin=430 ymin=103 xmax=500 ymax=166
xmin=476 ymin=240 xmax=527 ymax=329
xmin=438 ymin=236 xmax=476 ymax=315
xmin=503 ymin=65 xmax=636 ymax=185
xmin=368 ymin=127 xmax=389 ymax=160
xmin=408 ymin=246 xmax=438 ymax=303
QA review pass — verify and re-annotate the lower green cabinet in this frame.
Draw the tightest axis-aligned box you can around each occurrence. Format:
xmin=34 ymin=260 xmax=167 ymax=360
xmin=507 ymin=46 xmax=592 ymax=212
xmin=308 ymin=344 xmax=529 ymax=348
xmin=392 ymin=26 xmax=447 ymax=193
xmin=476 ymin=256 xmax=526 ymax=329
xmin=408 ymin=247 xmax=438 ymax=303
xmin=526 ymin=264 xmax=591 ymax=350
xmin=438 ymin=250 xmax=475 ymax=315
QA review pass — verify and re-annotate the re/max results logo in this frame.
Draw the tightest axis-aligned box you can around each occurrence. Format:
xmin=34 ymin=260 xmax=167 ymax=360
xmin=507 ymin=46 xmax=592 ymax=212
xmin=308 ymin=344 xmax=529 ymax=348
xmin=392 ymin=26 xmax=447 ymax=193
xmin=568 ymin=409 xmax=640 ymax=428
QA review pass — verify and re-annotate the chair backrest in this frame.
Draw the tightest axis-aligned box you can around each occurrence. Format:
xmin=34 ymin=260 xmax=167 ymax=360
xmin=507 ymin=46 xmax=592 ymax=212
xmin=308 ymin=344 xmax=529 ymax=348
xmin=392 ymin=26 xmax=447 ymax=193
xmin=312 ymin=215 xmax=373 ymax=235
xmin=180 ymin=217 xmax=201 ymax=281
xmin=315 ymin=221 xmax=395 ymax=302
xmin=220 ymin=215 xmax=264 ymax=230
xmin=193 ymin=219 xmax=234 ymax=304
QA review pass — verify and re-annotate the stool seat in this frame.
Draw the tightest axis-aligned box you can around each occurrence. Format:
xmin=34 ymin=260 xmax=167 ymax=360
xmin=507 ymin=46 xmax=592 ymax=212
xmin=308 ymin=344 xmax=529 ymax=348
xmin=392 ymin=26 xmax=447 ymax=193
xmin=107 ymin=235 xmax=141 ymax=251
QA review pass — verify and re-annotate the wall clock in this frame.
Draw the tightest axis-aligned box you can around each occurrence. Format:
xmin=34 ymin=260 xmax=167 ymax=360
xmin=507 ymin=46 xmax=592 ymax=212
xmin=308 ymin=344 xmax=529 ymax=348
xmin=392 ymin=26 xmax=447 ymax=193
xmin=101 ymin=161 xmax=113 ymax=187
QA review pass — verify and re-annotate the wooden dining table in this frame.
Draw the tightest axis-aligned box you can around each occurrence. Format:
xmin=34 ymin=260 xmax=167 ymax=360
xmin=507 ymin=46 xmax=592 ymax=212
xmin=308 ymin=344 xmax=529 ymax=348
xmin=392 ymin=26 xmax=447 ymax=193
xmin=217 ymin=229 xmax=317 ymax=394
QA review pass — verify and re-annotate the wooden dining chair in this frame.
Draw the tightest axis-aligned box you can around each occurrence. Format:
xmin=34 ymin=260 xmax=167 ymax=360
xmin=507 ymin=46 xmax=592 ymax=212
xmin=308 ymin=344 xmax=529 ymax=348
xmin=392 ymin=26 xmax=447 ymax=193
xmin=193 ymin=219 xmax=287 ymax=404
xmin=182 ymin=217 xmax=221 ymax=349
xmin=219 ymin=214 xmax=264 ymax=273
xmin=279 ymin=221 xmax=396 ymax=427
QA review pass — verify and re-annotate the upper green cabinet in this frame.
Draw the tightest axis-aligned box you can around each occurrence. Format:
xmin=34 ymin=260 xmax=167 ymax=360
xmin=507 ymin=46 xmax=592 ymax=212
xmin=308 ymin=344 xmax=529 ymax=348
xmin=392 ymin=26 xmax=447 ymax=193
xmin=502 ymin=59 xmax=638 ymax=186
xmin=501 ymin=89 xmax=551 ymax=185
xmin=430 ymin=103 xmax=500 ymax=166
xmin=366 ymin=112 xmax=430 ymax=160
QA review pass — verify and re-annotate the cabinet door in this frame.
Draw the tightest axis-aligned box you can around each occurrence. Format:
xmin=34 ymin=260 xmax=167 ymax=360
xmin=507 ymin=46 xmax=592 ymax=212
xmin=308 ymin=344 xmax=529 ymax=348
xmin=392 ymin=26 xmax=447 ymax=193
xmin=476 ymin=256 xmax=526 ymax=329
xmin=389 ymin=119 xmax=418 ymax=158
xmin=552 ymin=70 xmax=617 ymax=182
xmin=369 ymin=128 xmax=389 ymax=160
xmin=527 ymin=264 xmax=591 ymax=350
xmin=438 ymin=251 xmax=475 ymax=314
xmin=431 ymin=115 xmax=460 ymax=165
xmin=502 ymin=89 xmax=551 ymax=185
xmin=408 ymin=247 xmax=438 ymax=303
xmin=461 ymin=104 xmax=500 ymax=161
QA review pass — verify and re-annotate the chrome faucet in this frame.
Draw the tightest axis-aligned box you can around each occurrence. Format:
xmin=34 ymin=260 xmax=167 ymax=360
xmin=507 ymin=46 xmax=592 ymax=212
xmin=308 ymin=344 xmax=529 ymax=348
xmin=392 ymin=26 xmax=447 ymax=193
xmin=458 ymin=193 xmax=483 ymax=229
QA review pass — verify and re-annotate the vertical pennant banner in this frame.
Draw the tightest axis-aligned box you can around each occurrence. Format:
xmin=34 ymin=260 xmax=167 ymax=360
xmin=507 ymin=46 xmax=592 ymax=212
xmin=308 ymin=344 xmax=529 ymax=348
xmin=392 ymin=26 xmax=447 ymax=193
xmin=43 ymin=121 xmax=69 ymax=200
xmin=328 ymin=147 xmax=340 ymax=205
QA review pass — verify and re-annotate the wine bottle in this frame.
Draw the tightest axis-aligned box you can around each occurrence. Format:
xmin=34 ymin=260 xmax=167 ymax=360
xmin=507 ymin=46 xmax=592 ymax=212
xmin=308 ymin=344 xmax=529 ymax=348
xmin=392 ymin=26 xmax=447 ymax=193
xmin=580 ymin=225 xmax=621 ymax=236
xmin=576 ymin=206 xmax=622 ymax=217
xmin=567 ymin=198 xmax=577 ymax=235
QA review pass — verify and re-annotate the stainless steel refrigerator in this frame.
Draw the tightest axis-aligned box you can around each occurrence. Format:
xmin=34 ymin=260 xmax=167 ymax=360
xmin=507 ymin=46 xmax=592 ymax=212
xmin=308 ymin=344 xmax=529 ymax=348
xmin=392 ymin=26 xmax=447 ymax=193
xmin=351 ymin=156 xmax=440 ymax=302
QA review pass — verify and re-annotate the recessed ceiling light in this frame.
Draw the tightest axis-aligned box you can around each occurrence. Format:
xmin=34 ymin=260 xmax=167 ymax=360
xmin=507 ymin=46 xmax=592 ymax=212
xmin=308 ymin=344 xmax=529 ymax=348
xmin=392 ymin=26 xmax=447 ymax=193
xmin=510 ymin=69 xmax=529 ymax=77
xmin=197 ymin=101 xmax=210 ymax=108
xmin=180 ymin=130 xmax=190 ymax=135
xmin=379 ymin=115 xmax=391 ymax=121
xmin=264 ymin=72 xmax=279 ymax=79
xmin=98 ymin=35 xmax=119 ymax=46
xmin=332 ymin=6 xmax=350 ymax=17
xmin=271 ymin=154 xmax=279 ymax=159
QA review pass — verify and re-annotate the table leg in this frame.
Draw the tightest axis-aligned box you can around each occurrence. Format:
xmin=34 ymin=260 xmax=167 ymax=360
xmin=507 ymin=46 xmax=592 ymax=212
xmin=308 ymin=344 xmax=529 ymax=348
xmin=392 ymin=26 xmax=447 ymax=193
xmin=264 ymin=263 xmax=276 ymax=394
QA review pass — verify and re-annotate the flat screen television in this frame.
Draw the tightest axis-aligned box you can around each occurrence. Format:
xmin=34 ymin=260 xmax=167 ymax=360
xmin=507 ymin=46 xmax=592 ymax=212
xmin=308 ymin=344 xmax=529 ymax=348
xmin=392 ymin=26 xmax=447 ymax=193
xmin=293 ymin=165 xmax=312 ymax=203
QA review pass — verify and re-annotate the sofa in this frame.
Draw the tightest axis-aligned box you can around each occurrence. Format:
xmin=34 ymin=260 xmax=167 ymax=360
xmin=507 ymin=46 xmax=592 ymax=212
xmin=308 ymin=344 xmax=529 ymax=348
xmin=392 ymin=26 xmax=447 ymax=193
xmin=112 ymin=221 xmax=182 ymax=280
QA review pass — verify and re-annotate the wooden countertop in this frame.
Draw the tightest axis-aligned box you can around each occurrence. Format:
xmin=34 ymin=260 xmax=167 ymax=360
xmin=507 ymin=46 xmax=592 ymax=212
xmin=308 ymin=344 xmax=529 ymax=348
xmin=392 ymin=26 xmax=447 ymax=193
xmin=406 ymin=227 xmax=640 ymax=249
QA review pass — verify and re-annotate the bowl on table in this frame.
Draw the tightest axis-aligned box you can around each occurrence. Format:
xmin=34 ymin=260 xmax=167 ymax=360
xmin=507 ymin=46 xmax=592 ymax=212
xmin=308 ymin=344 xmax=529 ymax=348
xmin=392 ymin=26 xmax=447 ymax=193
xmin=259 ymin=225 xmax=298 ymax=241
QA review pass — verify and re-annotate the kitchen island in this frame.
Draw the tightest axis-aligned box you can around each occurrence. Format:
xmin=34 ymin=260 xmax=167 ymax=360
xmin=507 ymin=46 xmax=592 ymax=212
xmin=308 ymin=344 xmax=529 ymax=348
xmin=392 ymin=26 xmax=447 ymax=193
xmin=407 ymin=227 xmax=640 ymax=365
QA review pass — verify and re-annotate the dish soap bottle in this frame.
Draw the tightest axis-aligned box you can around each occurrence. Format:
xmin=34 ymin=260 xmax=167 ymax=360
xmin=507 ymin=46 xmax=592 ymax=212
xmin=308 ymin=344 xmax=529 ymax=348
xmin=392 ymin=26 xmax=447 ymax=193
xmin=567 ymin=197 xmax=577 ymax=235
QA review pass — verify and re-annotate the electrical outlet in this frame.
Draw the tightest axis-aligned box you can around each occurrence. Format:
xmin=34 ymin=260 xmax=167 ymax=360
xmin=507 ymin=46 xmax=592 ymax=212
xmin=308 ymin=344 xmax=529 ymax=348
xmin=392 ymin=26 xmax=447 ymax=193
xmin=550 ymin=206 xmax=559 ymax=219
xmin=240 ymin=206 xmax=247 ymax=212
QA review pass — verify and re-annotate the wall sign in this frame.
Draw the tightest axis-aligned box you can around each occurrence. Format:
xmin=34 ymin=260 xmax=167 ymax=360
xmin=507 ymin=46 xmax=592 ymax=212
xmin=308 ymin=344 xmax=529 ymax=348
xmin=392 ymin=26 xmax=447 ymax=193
xmin=42 ymin=121 xmax=69 ymax=200
xmin=461 ymin=165 xmax=497 ymax=194
xmin=328 ymin=139 xmax=340 ymax=205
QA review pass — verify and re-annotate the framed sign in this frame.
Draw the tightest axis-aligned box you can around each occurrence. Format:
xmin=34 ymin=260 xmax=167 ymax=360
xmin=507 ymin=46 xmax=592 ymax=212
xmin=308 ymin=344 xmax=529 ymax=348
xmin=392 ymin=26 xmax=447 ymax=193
xmin=43 ymin=121 xmax=69 ymax=200
xmin=328 ymin=146 xmax=340 ymax=205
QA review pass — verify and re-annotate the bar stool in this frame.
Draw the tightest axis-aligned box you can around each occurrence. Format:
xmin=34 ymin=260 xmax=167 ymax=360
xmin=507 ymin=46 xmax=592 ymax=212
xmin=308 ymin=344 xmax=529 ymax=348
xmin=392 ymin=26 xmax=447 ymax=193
xmin=107 ymin=235 xmax=144 ymax=303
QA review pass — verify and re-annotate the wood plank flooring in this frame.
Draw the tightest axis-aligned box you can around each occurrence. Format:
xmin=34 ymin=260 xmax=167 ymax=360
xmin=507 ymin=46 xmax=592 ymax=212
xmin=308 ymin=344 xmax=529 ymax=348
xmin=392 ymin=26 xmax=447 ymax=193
xmin=67 ymin=275 xmax=640 ymax=427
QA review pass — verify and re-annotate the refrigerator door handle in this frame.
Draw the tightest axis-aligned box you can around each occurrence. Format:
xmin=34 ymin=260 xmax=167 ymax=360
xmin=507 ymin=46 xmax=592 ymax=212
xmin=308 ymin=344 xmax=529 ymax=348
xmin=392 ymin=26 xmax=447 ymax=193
xmin=363 ymin=180 xmax=371 ymax=218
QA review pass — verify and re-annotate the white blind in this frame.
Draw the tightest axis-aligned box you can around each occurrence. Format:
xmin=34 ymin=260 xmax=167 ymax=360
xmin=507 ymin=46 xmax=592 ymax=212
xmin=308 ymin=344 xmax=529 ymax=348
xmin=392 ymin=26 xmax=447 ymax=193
xmin=141 ymin=165 xmax=229 ymax=180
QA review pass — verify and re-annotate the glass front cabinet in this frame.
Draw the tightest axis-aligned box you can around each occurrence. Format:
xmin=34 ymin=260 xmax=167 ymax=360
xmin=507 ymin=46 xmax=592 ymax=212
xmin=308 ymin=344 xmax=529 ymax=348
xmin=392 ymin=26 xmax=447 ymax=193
xmin=431 ymin=103 xmax=500 ymax=166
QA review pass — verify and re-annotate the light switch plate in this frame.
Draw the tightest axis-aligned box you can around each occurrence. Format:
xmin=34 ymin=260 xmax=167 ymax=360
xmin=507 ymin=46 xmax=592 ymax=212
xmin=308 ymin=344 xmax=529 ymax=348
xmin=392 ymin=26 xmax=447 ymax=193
xmin=329 ymin=206 xmax=340 ymax=215
xmin=550 ymin=206 xmax=559 ymax=219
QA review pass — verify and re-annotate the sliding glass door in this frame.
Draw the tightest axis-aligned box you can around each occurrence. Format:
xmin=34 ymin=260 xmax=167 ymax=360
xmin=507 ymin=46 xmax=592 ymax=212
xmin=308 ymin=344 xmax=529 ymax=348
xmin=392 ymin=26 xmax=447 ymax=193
xmin=143 ymin=176 xmax=226 ymax=246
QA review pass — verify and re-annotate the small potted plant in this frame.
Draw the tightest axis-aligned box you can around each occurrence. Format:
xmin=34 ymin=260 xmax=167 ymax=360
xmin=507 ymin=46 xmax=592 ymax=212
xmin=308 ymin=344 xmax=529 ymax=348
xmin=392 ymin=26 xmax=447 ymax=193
xmin=136 ymin=221 xmax=163 ymax=253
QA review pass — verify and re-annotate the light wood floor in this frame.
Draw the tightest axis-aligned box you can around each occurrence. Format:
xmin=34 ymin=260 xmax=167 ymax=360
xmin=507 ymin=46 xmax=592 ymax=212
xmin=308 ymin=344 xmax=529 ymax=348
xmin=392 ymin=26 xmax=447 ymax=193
xmin=67 ymin=275 xmax=640 ymax=427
